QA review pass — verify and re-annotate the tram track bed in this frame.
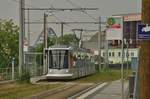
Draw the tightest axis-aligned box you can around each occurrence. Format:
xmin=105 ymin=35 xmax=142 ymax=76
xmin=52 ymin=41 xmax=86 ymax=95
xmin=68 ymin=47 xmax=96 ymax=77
xmin=24 ymin=83 xmax=95 ymax=99
xmin=0 ymin=70 xmax=125 ymax=99
xmin=24 ymin=82 xmax=109 ymax=99
xmin=0 ymin=83 xmax=63 ymax=99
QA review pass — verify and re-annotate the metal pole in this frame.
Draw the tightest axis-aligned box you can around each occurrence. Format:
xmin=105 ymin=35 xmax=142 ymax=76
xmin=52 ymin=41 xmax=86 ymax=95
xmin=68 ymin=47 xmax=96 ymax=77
xmin=98 ymin=16 xmax=101 ymax=71
xmin=121 ymin=17 xmax=124 ymax=99
xmin=44 ymin=13 xmax=48 ymax=49
xmin=80 ymin=29 xmax=83 ymax=41
xmin=105 ymin=40 xmax=109 ymax=69
xmin=126 ymin=42 xmax=129 ymax=77
xmin=27 ymin=8 xmax=30 ymax=50
xmin=133 ymin=48 xmax=140 ymax=99
xmin=61 ymin=22 xmax=64 ymax=41
xmin=12 ymin=58 xmax=15 ymax=80
xmin=19 ymin=0 xmax=25 ymax=75
xmin=79 ymin=29 xmax=83 ymax=48
xmin=43 ymin=13 xmax=48 ymax=74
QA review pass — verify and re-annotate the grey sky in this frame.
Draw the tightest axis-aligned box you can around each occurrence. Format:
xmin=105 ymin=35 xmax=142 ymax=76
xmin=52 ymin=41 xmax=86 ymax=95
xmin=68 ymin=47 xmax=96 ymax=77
xmin=0 ymin=0 xmax=141 ymax=45
xmin=0 ymin=0 xmax=141 ymax=24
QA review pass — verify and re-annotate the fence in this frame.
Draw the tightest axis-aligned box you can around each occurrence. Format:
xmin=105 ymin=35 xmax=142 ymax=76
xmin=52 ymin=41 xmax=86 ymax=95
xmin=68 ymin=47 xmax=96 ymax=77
xmin=0 ymin=67 xmax=18 ymax=81
xmin=24 ymin=52 xmax=44 ymax=77
xmin=0 ymin=52 xmax=44 ymax=81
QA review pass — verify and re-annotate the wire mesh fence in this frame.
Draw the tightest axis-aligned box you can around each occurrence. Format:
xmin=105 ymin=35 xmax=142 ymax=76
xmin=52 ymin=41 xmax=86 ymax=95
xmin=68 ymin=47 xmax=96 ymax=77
xmin=24 ymin=52 xmax=44 ymax=77
xmin=0 ymin=52 xmax=44 ymax=81
xmin=0 ymin=67 xmax=18 ymax=81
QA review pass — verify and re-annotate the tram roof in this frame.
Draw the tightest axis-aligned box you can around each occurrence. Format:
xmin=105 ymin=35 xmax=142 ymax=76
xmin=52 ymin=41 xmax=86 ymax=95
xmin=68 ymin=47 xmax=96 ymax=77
xmin=45 ymin=45 xmax=92 ymax=52
xmin=46 ymin=45 xmax=73 ymax=50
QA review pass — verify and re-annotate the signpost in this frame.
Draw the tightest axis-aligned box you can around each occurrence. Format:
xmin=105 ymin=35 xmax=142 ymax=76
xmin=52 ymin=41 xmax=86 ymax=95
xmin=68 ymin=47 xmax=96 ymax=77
xmin=138 ymin=24 xmax=150 ymax=40
xmin=106 ymin=16 xmax=124 ymax=99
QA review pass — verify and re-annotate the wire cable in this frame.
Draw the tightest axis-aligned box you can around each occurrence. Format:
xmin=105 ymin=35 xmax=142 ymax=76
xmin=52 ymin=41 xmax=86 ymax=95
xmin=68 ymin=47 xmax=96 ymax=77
xmin=65 ymin=0 xmax=98 ymax=21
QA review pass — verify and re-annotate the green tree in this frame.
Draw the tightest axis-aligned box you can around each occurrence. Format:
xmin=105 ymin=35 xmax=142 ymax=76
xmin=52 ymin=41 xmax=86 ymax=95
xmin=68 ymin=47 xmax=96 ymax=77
xmin=35 ymin=37 xmax=56 ymax=52
xmin=0 ymin=19 xmax=19 ymax=68
xmin=57 ymin=34 xmax=79 ymax=45
xmin=35 ymin=34 xmax=79 ymax=52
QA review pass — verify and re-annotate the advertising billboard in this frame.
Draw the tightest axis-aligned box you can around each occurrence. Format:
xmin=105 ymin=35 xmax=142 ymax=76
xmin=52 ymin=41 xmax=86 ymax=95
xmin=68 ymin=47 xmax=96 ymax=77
xmin=138 ymin=24 xmax=150 ymax=40
xmin=106 ymin=16 xmax=123 ymax=40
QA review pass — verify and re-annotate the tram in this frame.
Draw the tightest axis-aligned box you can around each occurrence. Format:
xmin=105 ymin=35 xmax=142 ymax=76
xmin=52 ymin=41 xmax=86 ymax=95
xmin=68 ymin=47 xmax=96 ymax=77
xmin=45 ymin=45 xmax=95 ymax=79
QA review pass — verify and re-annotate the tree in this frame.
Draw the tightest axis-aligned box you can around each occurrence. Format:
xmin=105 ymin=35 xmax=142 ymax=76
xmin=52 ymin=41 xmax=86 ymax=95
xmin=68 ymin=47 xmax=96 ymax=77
xmin=0 ymin=19 xmax=19 ymax=68
xmin=57 ymin=34 xmax=79 ymax=45
xmin=35 ymin=34 xmax=79 ymax=52
xmin=35 ymin=37 xmax=56 ymax=52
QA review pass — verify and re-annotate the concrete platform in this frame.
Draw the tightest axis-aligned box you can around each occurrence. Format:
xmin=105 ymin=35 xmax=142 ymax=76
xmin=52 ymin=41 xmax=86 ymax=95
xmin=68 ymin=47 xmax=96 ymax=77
xmin=30 ymin=75 xmax=46 ymax=84
xmin=87 ymin=80 xmax=129 ymax=99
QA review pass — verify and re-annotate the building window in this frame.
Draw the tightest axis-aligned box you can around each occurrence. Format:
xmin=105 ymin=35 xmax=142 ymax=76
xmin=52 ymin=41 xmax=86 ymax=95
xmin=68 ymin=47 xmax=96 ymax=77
xmin=112 ymin=52 xmax=115 ymax=57
xmin=103 ymin=52 xmax=105 ymax=57
xmin=131 ymin=52 xmax=134 ymax=57
xmin=118 ymin=52 xmax=121 ymax=57
xmin=109 ymin=52 xmax=111 ymax=57
xmin=126 ymin=52 xmax=129 ymax=57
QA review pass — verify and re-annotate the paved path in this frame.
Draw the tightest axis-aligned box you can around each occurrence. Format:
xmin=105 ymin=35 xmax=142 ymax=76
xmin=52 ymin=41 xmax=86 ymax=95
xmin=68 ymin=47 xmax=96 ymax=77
xmin=88 ymin=80 xmax=128 ymax=99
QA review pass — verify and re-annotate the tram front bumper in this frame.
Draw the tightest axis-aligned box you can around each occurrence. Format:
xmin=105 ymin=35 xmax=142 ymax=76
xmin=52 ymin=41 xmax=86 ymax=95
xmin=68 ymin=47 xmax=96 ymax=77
xmin=46 ymin=73 xmax=73 ymax=79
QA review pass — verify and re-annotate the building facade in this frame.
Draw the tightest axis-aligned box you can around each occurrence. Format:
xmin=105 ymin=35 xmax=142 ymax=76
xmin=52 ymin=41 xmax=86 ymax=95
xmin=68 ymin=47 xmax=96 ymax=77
xmin=110 ymin=13 xmax=141 ymax=48
xmin=83 ymin=13 xmax=141 ymax=64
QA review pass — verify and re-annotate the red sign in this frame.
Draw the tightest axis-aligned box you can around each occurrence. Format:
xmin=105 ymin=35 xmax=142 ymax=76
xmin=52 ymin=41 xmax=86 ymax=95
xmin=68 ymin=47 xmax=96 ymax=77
xmin=124 ymin=14 xmax=141 ymax=21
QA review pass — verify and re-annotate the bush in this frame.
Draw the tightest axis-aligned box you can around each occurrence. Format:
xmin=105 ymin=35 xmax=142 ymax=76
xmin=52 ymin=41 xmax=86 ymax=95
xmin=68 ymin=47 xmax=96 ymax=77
xmin=17 ymin=70 xmax=31 ymax=83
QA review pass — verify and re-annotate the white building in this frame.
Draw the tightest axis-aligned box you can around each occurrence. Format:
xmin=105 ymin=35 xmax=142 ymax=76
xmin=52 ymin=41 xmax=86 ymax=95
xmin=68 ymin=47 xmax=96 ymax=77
xmin=94 ymin=48 xmax=139 ymax=64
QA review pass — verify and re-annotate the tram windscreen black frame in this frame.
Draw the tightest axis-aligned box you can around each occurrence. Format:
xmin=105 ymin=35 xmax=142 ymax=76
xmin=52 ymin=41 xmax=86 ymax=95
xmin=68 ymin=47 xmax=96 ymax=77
xmin=49 ymin=50 xmax=69 ymax=69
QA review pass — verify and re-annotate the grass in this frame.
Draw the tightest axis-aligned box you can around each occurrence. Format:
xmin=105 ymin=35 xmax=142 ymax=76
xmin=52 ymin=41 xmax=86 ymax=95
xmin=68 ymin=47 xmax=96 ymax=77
xmin=74 ymin=69 xmax=132 ymax=83
xmin=0 ymin=83 xmax=62 ymax=99
xmin=0 ymin=69 xmax=133 ymax=99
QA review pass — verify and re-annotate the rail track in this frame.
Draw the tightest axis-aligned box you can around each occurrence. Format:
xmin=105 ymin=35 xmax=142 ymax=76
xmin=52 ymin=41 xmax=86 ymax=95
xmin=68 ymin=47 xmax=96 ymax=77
xmin=0 ymin=80 xmax=108 ymax=99
xmin=24 ymin=82 xmax=92 ymax=99
xmin=24 ymin=82 xmax=108 ymax=99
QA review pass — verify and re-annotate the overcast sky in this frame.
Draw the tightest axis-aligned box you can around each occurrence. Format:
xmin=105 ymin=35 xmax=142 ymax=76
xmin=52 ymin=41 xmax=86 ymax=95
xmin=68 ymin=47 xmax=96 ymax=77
xmin=0 ymin=0 xmax=141 ymax=24
xmin=0 ymin=0 xmax=141 ymax=45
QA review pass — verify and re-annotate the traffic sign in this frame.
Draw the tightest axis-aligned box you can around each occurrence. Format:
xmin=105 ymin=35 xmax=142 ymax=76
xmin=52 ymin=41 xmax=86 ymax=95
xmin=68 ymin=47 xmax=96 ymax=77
xmin=138 ymin=24 xmax=150 ymax=40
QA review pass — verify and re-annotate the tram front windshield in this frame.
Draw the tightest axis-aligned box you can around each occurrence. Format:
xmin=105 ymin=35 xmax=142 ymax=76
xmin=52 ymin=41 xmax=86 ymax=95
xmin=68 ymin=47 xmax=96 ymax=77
xmin=49 ymin=50 xmax=68 ymax=69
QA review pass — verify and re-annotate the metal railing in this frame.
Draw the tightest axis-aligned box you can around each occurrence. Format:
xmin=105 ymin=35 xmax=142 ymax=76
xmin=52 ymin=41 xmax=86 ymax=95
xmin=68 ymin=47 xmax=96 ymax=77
xmin=0 ymin=67 xmax=18 ymax=81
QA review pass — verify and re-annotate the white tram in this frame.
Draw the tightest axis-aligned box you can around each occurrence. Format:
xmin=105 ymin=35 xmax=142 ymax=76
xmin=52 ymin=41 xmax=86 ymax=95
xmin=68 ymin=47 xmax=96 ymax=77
xmin=45 ymin=45 xmax=95 ymax=79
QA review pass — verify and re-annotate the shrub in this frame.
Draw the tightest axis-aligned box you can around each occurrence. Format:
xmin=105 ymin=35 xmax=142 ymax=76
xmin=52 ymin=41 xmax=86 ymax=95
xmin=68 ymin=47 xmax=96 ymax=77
xmin=17 ymin=70 xmax=31 ymax=83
